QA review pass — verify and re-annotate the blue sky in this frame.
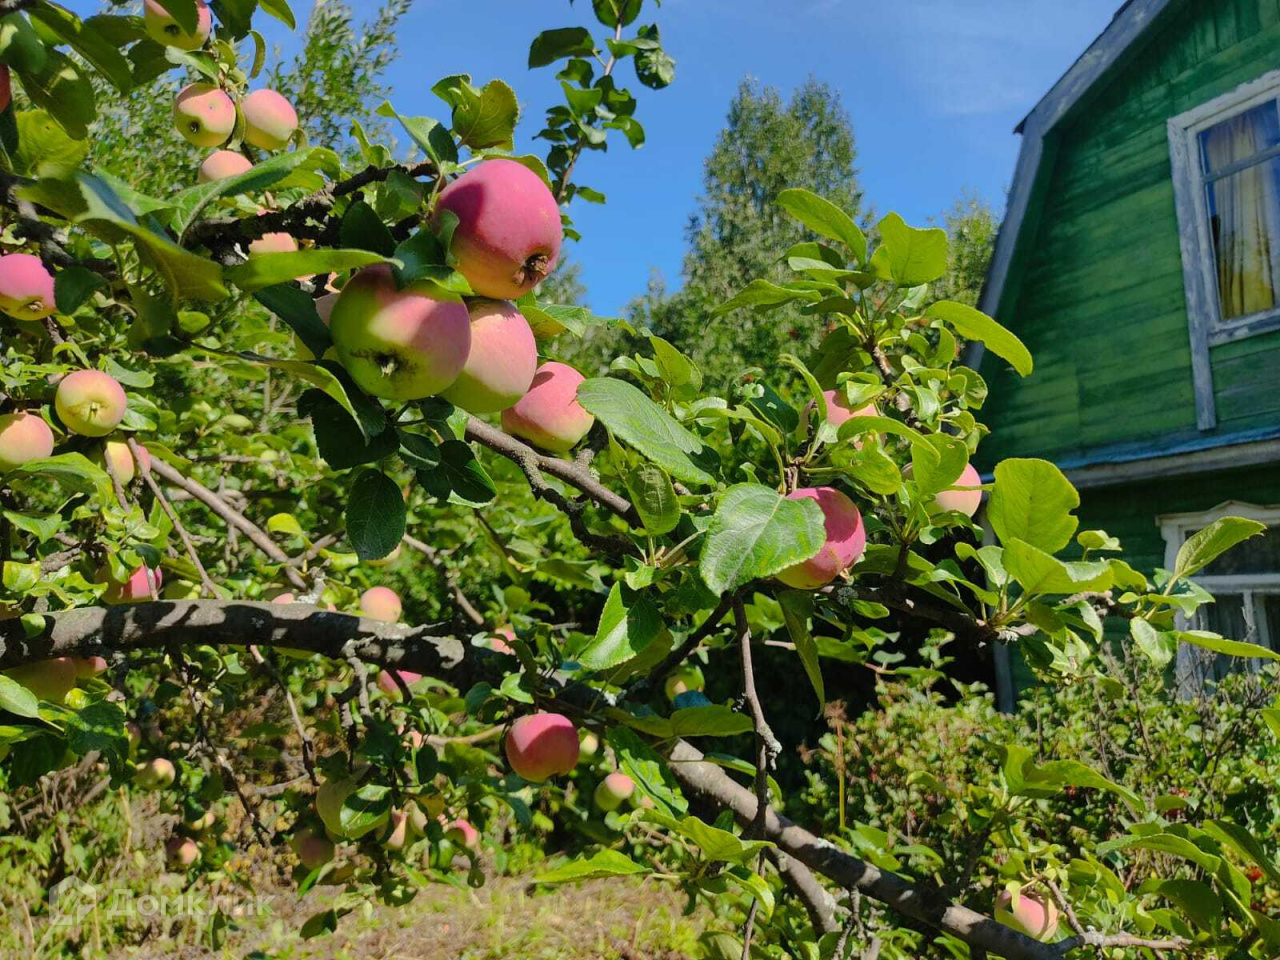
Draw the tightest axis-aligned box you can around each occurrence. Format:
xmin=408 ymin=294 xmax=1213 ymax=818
xmin=80 ymin=1 xmax=1122 ymax=313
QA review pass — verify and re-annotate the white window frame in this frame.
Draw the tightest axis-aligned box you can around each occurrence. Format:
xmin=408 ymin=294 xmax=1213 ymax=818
xmin=1157 ymin=500 xmax=1280 ymax=693
xmin=1167 ymin=69 xmax=1280 ymax=431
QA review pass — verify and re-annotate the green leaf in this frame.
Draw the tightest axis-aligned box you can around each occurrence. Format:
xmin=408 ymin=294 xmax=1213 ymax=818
xmin=224 ymin=355 xmax=370 ymax=438
xmin=516 ymin=295 xmax=613 ymax=339
xmin=577 ymin=378 xmax=718 ymax=485
xmin=988 ymin=458 xmax=1079 ymax=554
xmin=528 ymin=27 xmax=597 ymax=68
xmin=303 ymin=391 xmax=397 ymax=470
xmin=15 ymin=109 xmax=88 ymax=178
xmin=1003 ymin=539 xmax=1113 ymax=597
xmin=431 ymin=75 xmax=520 ymax=151
xmin=346 ymin=469 xmax=406 ymax=562
xmin=591 ymin=0 xmax=642 ymax=28
xmin=374 ymin=102 xmax=459 ymax=166
xmin=699 ymin=484 xmax=827 ymax=596
xmin=0 ymin=675 xmax=40 ymax=719
xmin=533 ymin=849 xmax=648 ymax=884
xmin=1136 ymin=879 xmax=1222 ymax=932
xmin=874 ymin=213 xmax=947 ymax=287
xmin=417 ymin=439 xmax=497 ymax=508
xmin=258 ymin=0 xmax=296 ymax=29
xmin=19 ymin=173 xmax=224 ymax=300
xmin=28 ymin=4 xmax=133 ymax=93
xmin=1172 ymin=517 xmax=1267 ymax=583
xmin=1096 ymin=833 xmax=1221 ymax=873
xmin=776 ymin=188 xmax=866 ymax=262
xmin=1130 ymin=619 xmax=1175 ymax=669
xmin=64 ymin=701 xmax=128 ymax=760
xmin=1204 ymin=820 xmax=1280 ymax=886
xmin=579 ymin=583 xmax=664 ymax=671
xmin=255 ymin=284 xmax=332 ymax=361
xmin=1174 ymin=630 xmax=1280 ymax=662
xmin=713 ymin=279 xmax=817 ymax=315
xmin=632 ymin=25 xmax=674 ymax=89
xmin=340 ymin=200 xmax=396 ymax=256
xmin=53 ymin=264 xmax=106 ymax=314
xmin=778 ymin=590 xmax=823 ymax=715
xmin=1263 ymin=708 xmax=1280 ymax=740
xmin=227 ymin=249 xmax=389 ymax=293
xmin=926 ymin=301 xmax=1033 ymax=377
xmin=644 ymin=810 xmax=772 ymax=865
xmin=14 ymin=49 xmax=96 ymax=140
xmin=169 ymin=146 xmax=340 ymax=237
xmin=606 ymin=726 xmax=687 ymax=814
xmin=624 ymin=463 xmax=680 ymax=536
xmin=15 ymin=453 xmax=114 ymax=504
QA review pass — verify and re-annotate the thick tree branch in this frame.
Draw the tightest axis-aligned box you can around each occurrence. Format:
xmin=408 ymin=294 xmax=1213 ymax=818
xmin=667 ymin=740 xmax=1061 ymax=960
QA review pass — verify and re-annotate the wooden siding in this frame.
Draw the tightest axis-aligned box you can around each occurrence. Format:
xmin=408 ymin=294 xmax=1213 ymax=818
xmin=980 ymin=0 xmax=1280 ymax=467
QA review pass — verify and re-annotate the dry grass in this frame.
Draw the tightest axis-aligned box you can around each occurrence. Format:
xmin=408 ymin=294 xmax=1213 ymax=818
xmin=98 ymin=873 xmax=703 ymax=960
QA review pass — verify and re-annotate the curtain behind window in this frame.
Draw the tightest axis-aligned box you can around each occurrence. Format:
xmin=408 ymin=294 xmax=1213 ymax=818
xmin=1201 ymin=103 xmax=1280 ymax=321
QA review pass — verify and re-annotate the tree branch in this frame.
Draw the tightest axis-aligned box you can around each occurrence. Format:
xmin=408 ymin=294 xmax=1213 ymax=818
xmin=667 ymin=740 xmax=1062 ymax=960
xmin=148 ymin=459 xmax=308 ymax=591
xmin=464 ymin=416 xmax=640 ymax=526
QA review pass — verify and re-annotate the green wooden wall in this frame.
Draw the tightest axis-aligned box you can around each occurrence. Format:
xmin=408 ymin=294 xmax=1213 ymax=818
xmin=980 ymin=0 xmax=1280 ymax=466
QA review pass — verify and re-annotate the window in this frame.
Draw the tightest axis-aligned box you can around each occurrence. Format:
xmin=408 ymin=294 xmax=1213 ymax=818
xmin=1168 ymin=70 xmax=1280 ymax=430
xmin=1158 ymin=502 xmax=1280 ymax=693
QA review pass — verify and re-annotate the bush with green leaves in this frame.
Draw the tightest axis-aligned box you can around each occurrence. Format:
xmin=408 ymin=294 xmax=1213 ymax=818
xmin=0 ymin=1 xmax=1277 ymax=958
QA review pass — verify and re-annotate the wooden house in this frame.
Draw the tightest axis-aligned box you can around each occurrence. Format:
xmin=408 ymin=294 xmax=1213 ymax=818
xmin=973 ymin=0 xmax=1280 ymax=698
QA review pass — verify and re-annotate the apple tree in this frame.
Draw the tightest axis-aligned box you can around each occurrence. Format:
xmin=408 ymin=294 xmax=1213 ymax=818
xmin=0 ymin=1 xmax=1277 ymax=957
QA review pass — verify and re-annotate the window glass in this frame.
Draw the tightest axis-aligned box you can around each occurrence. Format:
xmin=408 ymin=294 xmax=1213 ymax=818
xmin=1202 ymin=156 xmax=1280 ymax=321
xmin=1199 ymin=100 xmax=1280 ymax=173
xmin=1193 ymin=593 xmax=1253 ymax=683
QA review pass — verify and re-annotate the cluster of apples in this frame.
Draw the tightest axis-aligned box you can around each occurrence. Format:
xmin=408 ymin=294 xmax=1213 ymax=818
xmin=313 ymin=157 xmax=596 ymax=454
xmin=779 ymin=387 xmax=985 ymax=590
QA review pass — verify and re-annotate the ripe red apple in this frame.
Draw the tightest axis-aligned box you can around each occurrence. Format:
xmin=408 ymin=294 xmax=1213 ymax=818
xmin=360 ymin=586 xmax=402 ymax=623
xmin=104 ymin=566 xmax=162 ymax=603
xmin=594 ymin=771 xmax=635 ymax=812
xmin=995 ymin=891 xmax=1059 ymax=942
xmin=500 ymin=362 xmax=594 ymax=453
xmin=198 ymin=150 xmax=252 ymax=183
xmin=99 ymin=439 xmax=149 ymax=484
xmin=135 ymin=757 xmax=176 ymax=790
xmin=55 ymin=370 xmax=127 ymax=437
xmin=0 ymin=253 xmax=56 ymax=321
xmin=173 ymin=83 xmax=235 ymax=148
xmin=381 ymin=809 xmax=410 ymax=852
xmin=2 ymin=657 xmax=77 ymax=703
xmin=935 ymin=462 xmax=984 ymax=518
xmin=376 ymin=668 xmax=422 ymax=698
xmin=290 ymin=826 xmax=335 ymax=870
xmin=241 ymin=89 xmax=298 ymax=151
xmin=144 ymin=0 xmax=211 ymax=51
xmin=439 ymin=299 xmax=538 ymax=414
xmin=432 ymin=159 xmax=562 ymax=299
xmin=813 ymin=390 xmax=876 ymax=428
xmin=489 ymin=625 xmax=516 ymax=654
xmin=0 ymin=412 xmax=53 ymax=471
xmin=165 ymin=836 xmax=201 ymax=870
xmin=505 ymin=712 xmax=579 ymax=782
xmin=664 ymin=665 xmax=705 ymax=703
xmin=443 ymin=818 xmax=479 ymax=849
xmin=329 ymin=264 xmax=472 ymax=400
xmin=248 ymin=231 xmax=298 ymax=256
xmin=776 ymin=487 xmax=866 ymax=589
